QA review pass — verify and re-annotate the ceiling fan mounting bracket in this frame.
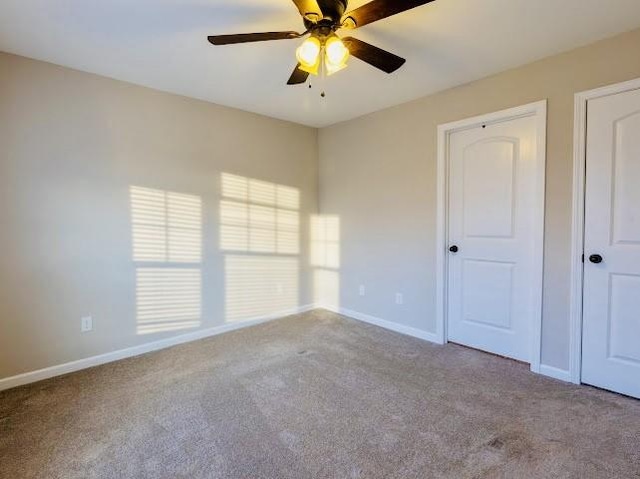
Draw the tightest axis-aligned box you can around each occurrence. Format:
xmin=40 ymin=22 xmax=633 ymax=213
xmin=303 ymin=0 xmax=348 ymax=29
xmin=341 ymin=16 xmax=356 ymax=29
xmin=306 ymin=23 xmax=337 ymax=42
xmin=303 ymin=13 xmax=321 ymax=23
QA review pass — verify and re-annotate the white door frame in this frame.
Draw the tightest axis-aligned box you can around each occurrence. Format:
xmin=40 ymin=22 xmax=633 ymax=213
xmin=435 ymin=100 xmax=547 ymax=374
xmin=569 ymin=78 xmax=640 ymax=384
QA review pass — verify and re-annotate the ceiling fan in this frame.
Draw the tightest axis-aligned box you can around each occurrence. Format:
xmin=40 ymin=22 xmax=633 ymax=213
xmin=207 ymin=0 xmax=436 ymax=86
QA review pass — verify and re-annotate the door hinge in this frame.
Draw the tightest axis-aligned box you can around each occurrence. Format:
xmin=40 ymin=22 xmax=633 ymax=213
xmin=581 ymin=254 xmax=585 ymax=263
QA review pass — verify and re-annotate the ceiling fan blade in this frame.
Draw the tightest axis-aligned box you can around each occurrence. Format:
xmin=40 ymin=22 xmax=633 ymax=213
xmin=287 ymin=64 xmax=310 ymax=85
xmin=343 ymin=37 xmax=406 ymax=74
xmin=341 ymin=0 xmax=436 ymax=29
xmin=208 ymin=31 xmax=302 ymax=45
xmin=292 ymin=0 xmax=324 ymax=21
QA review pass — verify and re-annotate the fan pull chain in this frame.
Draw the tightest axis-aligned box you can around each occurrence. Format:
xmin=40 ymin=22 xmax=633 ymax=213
xmin=320 ymin=46 xmax=327 ymax=98
xmin=306 ymin=79 xmax=327 ymax=99
xmin=306 ymin=47 xmax=327 ymax=98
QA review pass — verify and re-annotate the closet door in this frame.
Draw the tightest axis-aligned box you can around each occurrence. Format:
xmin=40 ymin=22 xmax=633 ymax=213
xmin=582 ymin=88 xmax=640 ymax=399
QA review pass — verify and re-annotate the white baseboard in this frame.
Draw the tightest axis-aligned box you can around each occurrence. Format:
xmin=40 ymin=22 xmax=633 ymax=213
xmin=320 ymin=305 xmax=574 ymax=384
xmin=0 ymin=304 xmax=315 ymax=392
xmin=538 ymin=364 xmax=572 ymax=383
xmin=1 ymin=304 xmax=574 ymax=393
xmin=319 ymin=304 xmax=442 ymax=345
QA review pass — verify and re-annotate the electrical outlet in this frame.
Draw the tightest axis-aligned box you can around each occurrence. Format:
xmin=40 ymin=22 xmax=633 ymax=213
xmin=81 ymin=316 xmax=93 ymax=333
xmin=395 ymin=293 xmax=404 ymax=305
xmin=359 ymin=285 xmax=366 ymax=296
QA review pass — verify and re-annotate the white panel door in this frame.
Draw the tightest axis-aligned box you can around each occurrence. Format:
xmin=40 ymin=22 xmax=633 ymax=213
xmin=582 ymin=88 xmax=640 ymax=399
xmin=447 ymin=116 xmax=540 ymax=362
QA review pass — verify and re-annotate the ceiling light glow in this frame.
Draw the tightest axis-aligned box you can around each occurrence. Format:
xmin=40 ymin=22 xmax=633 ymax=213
xmin=296 ymin=37 xmax=321 ymax=75
xmin=324 ymin=36 xmax=350 ymax=76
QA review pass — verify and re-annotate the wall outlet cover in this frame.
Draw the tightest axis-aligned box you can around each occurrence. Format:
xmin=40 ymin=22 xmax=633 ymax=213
xmin=81 ymin=316 xmax=93 ymax=333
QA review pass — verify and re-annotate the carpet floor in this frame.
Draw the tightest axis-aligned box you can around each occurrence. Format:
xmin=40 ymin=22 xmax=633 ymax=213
xmin=1 ymin=309 xmax=639 ymax=478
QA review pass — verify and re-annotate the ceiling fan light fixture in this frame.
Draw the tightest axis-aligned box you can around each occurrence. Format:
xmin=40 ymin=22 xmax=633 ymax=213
xmin=208 ymin=0 xmax=425 ymax=85
xmin=296 ymin=36 xmax=321 ymax=74
xmin=324 ymin=35 xmax=350 ymax=75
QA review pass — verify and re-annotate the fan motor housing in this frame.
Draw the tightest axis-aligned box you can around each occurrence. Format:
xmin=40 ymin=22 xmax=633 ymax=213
xmin=304 ymin=0 xmax=348 ymax=29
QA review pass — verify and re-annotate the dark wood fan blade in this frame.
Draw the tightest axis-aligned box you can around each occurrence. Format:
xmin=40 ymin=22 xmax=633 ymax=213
xmin=292 ymin=0 xmax=323 ymax=21
xmin=287 ymin=64 xmax=310 ymax=85
xmin=343 ymin=37 xmax=406 ymax=73
xmin=208 ymin=31 xmax=301 ymax=45
xmin=341 ymin=0 xmax=436 ymax=29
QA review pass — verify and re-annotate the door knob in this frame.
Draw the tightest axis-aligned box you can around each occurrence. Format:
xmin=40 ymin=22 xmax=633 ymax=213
xmin=449 ymin=245 xmax=459 ymax=253
xmin=589 ymin=254 xmax=603 ymax=264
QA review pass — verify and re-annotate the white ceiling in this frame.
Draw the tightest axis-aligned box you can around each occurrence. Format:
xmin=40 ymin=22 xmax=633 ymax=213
xmin=1 ymin=0 xmax=640 ymax=127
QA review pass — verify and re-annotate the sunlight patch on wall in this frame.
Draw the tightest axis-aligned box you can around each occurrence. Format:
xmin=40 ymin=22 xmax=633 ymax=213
xmin=311 ymin=215 xmax=341 ymax=308
xmin=131 ymin=186 xmax=202 ymax=262
xmin=225 ymin=256 xmax=299 ymax=323
xmin=130 ymin=186 xmax=203 ymax=335
xmin=220 ymin=173 xmax=301 ymax=323
xmin=314 ymin=269 xmax=340 ymax=309
xmin=220 ymin=173 xmax=300 ymax=255
xmin=136 ymin=268 xmax=201 ymax=334
xmin=311 ymin=215 xmax=340 ymax=268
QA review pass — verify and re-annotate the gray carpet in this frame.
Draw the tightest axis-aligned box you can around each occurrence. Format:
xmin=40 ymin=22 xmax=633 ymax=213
xmin=1 ymin=310 xmax=639 ymax=479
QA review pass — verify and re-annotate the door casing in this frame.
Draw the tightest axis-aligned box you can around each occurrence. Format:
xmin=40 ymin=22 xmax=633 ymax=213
xmin=435 ymin=101 xmax=547 ymax=375
xmin=569 ymin=78 xmax=640 ymax=385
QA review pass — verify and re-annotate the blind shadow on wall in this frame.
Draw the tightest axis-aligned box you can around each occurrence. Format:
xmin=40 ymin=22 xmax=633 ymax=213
xmin=220 ymin=173 xmax=300 ymax=323
xmin=130 ymin=186 xmax=202 ymax=335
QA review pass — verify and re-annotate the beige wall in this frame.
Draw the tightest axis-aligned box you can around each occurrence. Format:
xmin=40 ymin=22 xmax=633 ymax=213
xmin=0 ymin=52 xmax=318 ymax=379
xmin=318 ymin=28 xmax=640 ymax=371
